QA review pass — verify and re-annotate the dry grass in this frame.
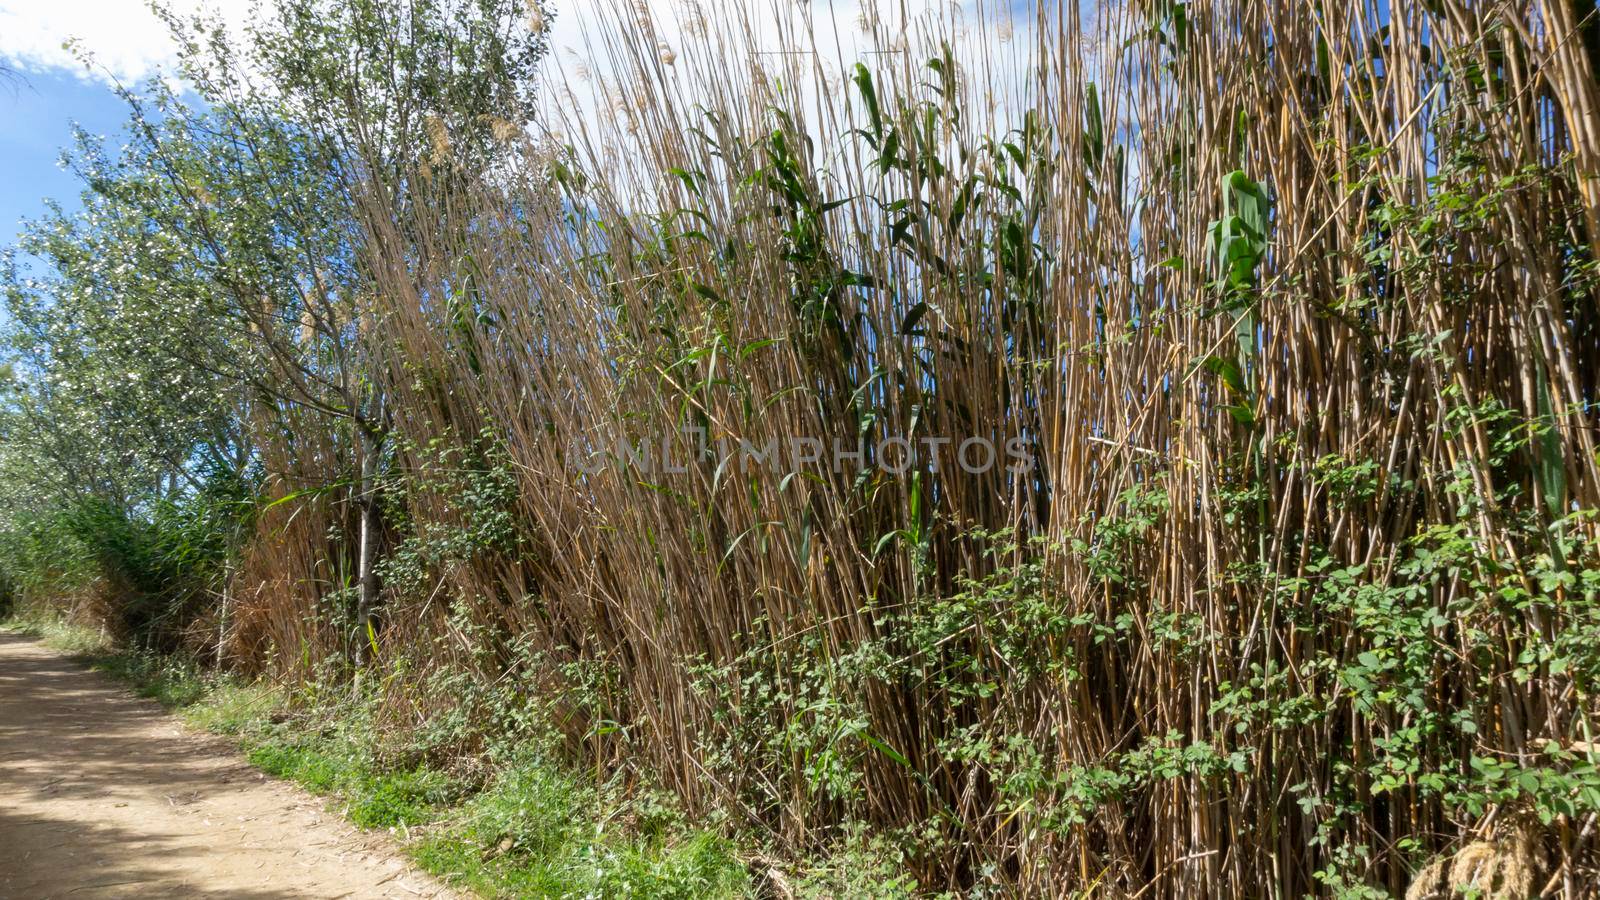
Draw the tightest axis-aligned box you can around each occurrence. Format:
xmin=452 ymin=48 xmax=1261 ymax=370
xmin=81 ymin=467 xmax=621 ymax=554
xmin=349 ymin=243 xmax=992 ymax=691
xmin=222 ymin=0 xmax=1600 ymax=895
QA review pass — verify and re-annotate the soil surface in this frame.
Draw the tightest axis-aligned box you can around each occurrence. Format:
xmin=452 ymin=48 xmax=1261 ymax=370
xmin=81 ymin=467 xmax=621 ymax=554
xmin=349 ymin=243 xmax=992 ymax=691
xmin=0 ymin=631 xmax=459 ymax=899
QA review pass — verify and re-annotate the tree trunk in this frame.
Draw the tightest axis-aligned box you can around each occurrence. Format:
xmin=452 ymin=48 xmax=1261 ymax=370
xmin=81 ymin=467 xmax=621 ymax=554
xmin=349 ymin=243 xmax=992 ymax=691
xmin=352 ymin=428 xmax=383 ymax=669
xmin=217 ymin=564 xmax=231 ymax=670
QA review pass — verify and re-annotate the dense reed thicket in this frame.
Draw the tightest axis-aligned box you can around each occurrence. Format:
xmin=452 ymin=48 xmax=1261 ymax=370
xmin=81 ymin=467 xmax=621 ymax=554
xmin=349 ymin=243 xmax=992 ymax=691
xmin=5 ymin=0 xmax=1600 ymax=896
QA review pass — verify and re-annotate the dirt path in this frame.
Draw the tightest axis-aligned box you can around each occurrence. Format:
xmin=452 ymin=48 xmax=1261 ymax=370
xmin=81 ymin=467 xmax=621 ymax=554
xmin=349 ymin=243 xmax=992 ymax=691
xmin=0 ymin=632 xmax=459 ymax=899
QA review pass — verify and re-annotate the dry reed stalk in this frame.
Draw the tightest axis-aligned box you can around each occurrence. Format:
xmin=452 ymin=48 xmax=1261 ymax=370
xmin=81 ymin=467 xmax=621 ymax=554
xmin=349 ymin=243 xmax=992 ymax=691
xmin=225 ymin=0 xmax=1600 ymax=894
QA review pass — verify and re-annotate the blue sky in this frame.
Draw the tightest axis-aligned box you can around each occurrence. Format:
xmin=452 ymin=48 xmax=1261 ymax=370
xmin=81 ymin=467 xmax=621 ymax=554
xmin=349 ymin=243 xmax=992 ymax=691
xmin=1 ymin=0 xmax=257 ymax=255
xmin=2 ymin=0 xmax=1031 ymax=256
xmin=1 ymin=69 xmax=132 ymax=252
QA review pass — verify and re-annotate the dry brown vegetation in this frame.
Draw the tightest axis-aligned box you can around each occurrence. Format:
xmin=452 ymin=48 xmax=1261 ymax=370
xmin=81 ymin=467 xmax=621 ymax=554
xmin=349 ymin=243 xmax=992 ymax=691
xmin=9 ymin=0 xmax=1600 ymax=896
xmin=244 ymin=0 xmax=1598 ymax=894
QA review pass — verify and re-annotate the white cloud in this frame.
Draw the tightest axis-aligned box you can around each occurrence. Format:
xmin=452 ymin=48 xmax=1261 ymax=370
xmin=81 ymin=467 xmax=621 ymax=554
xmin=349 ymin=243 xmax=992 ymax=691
xmin=0 ymin=0 xmax=253 ymax=85
xmin=533 ymin=0 xmax=1040 ymax=190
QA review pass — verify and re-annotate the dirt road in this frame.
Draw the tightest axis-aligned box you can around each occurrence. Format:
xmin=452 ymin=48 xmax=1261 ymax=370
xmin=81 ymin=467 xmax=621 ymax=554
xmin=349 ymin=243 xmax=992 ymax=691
xmin=0 ymin=632 xmax=458 ymax=899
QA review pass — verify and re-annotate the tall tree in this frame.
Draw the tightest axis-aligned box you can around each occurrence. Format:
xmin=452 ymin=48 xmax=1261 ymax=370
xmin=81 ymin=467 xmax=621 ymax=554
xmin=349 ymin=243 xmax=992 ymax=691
xmin=0 ymin=0 xmax=550 ymax=661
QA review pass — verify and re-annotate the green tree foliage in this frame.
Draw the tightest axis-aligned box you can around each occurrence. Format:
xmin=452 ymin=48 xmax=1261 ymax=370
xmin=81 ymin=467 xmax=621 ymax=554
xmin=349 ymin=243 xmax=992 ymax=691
xmin=0 ymin=0 xmax=549 ymax=646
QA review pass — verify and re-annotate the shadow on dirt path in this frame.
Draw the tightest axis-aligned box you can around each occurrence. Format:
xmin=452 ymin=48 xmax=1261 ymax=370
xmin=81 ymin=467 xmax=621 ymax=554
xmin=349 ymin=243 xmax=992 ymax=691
xmin=0 ymin=631 xmax=457 ymax=899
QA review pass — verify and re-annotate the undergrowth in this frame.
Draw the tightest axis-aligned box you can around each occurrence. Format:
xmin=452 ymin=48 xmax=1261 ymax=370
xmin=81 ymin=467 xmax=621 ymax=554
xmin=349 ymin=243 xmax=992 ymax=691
xmin=0 ymin=613 xmax=755 ymax=898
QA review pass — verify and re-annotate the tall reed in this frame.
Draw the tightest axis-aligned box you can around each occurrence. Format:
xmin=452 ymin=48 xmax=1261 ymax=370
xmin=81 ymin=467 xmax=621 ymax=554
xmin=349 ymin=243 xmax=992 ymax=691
xmin=246 ymin=0 xmax=1600 ymax=894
